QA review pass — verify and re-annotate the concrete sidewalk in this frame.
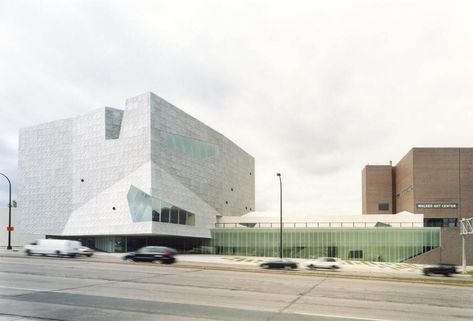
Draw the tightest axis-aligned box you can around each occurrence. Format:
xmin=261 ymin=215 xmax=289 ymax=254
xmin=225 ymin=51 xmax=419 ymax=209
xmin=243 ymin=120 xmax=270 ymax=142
xmin=176 ymin=254 xmax=473 ymax=276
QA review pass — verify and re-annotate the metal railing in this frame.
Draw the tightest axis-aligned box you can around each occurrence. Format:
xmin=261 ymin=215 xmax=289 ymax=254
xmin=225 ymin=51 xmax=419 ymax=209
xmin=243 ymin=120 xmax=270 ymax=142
xmin=460 ymin=218 xmax=473 ymax=235
xmin=214 ymin=222 xmax=425 ymax=229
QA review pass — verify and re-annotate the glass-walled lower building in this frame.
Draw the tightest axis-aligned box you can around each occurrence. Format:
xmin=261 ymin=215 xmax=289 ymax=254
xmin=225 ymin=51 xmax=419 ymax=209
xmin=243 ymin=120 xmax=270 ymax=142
xmin=210 ymin=227 xmax=440 ymax=262
xmin=47 ymin=234 xmax=210 ymax=253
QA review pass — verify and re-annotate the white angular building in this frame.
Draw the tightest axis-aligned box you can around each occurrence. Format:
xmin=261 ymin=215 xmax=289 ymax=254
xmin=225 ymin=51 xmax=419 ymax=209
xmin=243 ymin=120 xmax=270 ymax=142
xmin=18 ymin=92 xmax=255 ymax=252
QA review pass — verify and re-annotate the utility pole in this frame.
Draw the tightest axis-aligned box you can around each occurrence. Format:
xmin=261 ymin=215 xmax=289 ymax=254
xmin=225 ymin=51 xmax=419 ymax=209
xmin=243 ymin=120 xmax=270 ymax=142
xmin=0 ymin=173 xmax=12 ymax=250
xmin=277 ymin=173 xmax=282 ymax=259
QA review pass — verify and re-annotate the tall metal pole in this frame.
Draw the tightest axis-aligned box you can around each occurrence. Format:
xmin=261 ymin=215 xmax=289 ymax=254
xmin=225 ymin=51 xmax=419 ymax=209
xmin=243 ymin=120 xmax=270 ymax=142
xmin=277 ymin=173 xmax=282 ymax=259
xmin=462 ymin=234 xmax=466 ymax=273
xmin=460 ymin=218 xmax=472 ymax=272
xmin=0 ymin=173 xmax=12 ymax=250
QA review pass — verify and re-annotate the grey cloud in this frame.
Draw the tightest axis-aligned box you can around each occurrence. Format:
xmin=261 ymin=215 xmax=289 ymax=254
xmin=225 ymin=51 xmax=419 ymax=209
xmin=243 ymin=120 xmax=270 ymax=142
xmin=1 ymin=0 xmax=473 ymax=215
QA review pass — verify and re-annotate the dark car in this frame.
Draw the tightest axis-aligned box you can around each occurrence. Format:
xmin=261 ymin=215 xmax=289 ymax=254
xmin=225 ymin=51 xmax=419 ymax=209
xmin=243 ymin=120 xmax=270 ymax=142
xmin=123 ymin=246 xmax=176 ymax=264
xmin=260 ymin=259 xmax=298 ymax=270
xmin=423 ymin=263 xmax=457 ymax=276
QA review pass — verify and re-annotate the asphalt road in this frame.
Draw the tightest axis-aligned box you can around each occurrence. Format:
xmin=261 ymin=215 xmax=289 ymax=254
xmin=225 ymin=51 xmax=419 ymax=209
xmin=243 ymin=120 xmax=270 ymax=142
xmin=0 ymin=257 xmax=472 ymax=321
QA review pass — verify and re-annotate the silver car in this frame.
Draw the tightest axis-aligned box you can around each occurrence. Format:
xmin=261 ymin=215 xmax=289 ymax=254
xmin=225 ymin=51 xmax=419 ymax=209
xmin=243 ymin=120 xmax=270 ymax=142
xmin=307 ymin=257 xmax=341 ymax=270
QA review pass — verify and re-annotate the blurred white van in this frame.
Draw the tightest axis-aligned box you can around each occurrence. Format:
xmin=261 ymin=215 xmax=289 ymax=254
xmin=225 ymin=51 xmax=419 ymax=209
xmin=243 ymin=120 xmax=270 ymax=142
xmin=24 ymin=239 xmax=81 ymax=257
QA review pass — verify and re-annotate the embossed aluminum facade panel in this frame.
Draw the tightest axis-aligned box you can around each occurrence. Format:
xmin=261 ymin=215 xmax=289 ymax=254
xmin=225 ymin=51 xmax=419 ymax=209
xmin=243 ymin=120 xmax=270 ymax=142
xmin=18 ymin=92 xmax=255 ymax=239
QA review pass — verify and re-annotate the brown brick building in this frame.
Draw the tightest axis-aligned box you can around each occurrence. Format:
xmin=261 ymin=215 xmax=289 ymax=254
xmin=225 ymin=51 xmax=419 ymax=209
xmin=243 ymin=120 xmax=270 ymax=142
xmin=362 ymin=148 xmax=473 ymax=265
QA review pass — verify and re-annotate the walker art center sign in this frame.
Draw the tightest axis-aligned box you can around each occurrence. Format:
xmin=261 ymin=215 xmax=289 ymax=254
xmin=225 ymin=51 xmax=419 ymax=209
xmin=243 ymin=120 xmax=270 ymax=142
xmin=416 ymin=203 xmax=458 ymax=209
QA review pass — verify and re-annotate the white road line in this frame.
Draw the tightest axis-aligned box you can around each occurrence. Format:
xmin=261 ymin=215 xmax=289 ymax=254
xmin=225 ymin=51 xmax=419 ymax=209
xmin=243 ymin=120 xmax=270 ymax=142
xmin=296 ymin=312 xmax=393 ymax=321
xmin=0 ymin=286 xmax=46 ymax=292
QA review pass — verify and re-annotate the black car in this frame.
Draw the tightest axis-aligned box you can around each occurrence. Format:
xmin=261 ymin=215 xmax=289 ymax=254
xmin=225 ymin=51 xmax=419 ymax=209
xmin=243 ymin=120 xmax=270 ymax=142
xmin=260 ymin=259 xmax=298 ymax=270
xmin=123 ymin=246 xmax=176 ymax=264
xmin=423 ymin=263 xmax=457 ymax=276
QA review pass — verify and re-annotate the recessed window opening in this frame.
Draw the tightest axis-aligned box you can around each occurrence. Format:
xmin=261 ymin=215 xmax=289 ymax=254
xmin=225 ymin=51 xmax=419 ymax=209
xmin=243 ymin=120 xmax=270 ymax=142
xmin=378 ymin=203 xmax=389 ymax=211
xmin=424 ymin=218 xmax=458 ymax=227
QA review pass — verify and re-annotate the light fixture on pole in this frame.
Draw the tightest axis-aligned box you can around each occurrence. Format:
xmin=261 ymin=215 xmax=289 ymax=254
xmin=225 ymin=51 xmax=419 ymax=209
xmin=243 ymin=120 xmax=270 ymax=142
xmin=277 ymin=173 xmax=282 ymax=259
xmin=0 ymin=172 xmax=12 ymax=250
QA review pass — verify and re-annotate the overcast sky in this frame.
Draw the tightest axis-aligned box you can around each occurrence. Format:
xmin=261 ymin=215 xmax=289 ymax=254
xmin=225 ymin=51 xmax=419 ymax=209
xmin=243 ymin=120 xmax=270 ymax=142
xmin=1 ymin=0 xmax=473 ymax=217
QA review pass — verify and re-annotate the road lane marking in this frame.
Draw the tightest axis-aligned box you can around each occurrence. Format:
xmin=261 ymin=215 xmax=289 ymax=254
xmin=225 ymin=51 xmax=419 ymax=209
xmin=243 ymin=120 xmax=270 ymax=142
xmin=296 ymin=311 xmax=393 ymax=321
xmin=0 ymin=286 xmax=46 ymax=292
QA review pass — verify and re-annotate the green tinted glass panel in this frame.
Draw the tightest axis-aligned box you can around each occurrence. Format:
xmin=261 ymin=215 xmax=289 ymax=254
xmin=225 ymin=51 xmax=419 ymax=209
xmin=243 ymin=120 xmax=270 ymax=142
xmin=210 ymin=228 xmax=440 ymax=263
xmin=165 ymin=132 xmax=218 ymax=160
xmin=127 ymin=185 xmax=196 ymax=226
xmin=127 ymin=185 xmax=152 ymax=222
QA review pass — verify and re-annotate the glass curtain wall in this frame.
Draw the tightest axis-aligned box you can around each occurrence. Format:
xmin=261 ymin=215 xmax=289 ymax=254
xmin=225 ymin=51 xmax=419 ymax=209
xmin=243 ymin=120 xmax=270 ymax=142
xmin=210 ymin=228 xmax=440 ymax=262
xmin=127 ymin=185 xmax=195 ymax=226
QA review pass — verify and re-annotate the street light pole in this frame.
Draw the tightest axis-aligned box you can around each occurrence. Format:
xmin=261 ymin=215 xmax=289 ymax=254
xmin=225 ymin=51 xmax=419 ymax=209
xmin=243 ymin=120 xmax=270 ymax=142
xmin=0 ymin=172 xmax=12 ymax=250
xmin=277 ymin=173 xmax=282 ymax=259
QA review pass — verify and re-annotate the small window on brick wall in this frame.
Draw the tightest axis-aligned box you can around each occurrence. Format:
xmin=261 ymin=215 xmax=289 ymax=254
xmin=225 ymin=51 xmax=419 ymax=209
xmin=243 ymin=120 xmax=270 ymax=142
xmin=378 ymin=203 xmax=389 ymax=211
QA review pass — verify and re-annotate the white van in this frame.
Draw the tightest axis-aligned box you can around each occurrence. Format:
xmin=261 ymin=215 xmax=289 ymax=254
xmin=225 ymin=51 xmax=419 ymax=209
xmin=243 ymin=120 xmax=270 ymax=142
xmin=24 ymin=239 xmax=81 ymax=257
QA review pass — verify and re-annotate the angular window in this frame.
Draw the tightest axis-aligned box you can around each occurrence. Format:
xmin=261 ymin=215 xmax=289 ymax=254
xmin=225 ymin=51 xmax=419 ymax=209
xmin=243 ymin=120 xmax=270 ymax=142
xmin=127 ymin=185 xmax=152 ymax=222
xmin=105 ymin=108 xmax=124 ymax=140
xmin=161 ymin=202 xmax=171 ymax=223
xmin=186 ymin=213 xmax=195 ymax=226
xmin=127 ymin=185 xmax=196 ymax=226
xmin=170 ymin=206 xmax=179 ymax=224
xmin=152 ymin=210 xmax=160 ymax=222
xmin=165 ymin=132 xmax=218 ymax=160
xmin=178 ymin=210 xmax=187 ymax=225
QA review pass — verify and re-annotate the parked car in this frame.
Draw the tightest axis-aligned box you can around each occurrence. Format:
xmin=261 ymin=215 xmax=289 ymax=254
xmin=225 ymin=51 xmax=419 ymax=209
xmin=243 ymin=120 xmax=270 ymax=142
xmin=24 ymin=239 xmax=81 ymax=257
xmin=306 ymin=257 xmax=342 ymax=270
xmin=423 ymin=264 xmax=457 ymax=276
xmin=260 ymin=259 xmax=298 ymax=270
xmin=79 ymin=246 xmax=94 ymax=257
xmin=123 ymin=246 xmax=176 ymax=264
